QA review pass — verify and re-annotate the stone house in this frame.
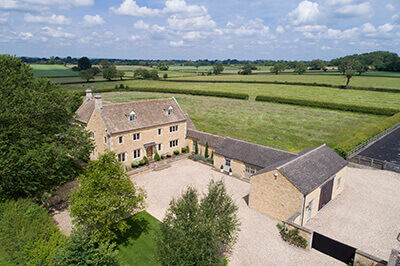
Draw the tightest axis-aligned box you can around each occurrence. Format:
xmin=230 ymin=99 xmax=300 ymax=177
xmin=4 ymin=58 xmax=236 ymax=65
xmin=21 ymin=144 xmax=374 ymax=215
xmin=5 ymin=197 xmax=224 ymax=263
xmin=186 ymin=130 xmax=225 ymax=157
xmin=76 ymin=89 xmax=187 ymax=166
xmin=249 ymin=144 xmax=348 ymax=225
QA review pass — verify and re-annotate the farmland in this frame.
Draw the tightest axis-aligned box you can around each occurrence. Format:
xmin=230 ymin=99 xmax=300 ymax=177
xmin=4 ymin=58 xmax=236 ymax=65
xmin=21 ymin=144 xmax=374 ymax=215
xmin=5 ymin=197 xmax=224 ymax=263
xmin=64 ymin=79 xmax=400 ymax=110
xmin=101 ymin=91 xmax=385 ymax=152
xmin=30 ymin=64 xmax=78 ymax=78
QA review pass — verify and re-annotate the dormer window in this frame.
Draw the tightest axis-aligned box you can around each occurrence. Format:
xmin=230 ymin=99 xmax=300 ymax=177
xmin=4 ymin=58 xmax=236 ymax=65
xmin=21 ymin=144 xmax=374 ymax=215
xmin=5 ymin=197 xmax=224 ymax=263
xmin=167 ymin=106 xmax=173 ymax=116
xmin=129 ymin=111 xmax=136 ymax=121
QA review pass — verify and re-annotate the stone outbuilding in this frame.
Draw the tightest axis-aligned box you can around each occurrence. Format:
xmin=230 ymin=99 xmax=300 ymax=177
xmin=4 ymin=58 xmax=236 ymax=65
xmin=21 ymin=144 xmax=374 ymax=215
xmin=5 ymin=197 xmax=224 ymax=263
xmin=186 ymin=130 xmax=225 ymax=157
xmin=249 ymin=144 xmax=348 ymax=225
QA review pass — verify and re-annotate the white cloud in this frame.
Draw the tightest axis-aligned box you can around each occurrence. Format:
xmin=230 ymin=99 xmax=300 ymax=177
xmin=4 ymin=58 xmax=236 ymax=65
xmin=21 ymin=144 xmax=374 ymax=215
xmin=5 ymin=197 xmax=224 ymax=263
xmin=321 ymin=45 xmax=331 ymax=50
xmin=377 ymin=23 xmax=394 ymax=32
xmin=41 ymin=26 xmax=74 ymax=38
xmin=0 ymin=12 xmax=9 ymax=23
xmin=167 ymin=14 xmax=215 ymax=31
xmin=78 ymin=36 xmax=93 ymax=43
xmin=294 ymin=24 xmax=327 ymax=32
xmin=385 ymin=3 xmax=395 ymax=12
xmin=129 ymin=35 xmax=141 ymax=40
xmin=182 ymin=31 xmax=205 ymax=40
xmin=133 ymin=20 xmax=149 ymax=29
xmin=163 ymin=0 xmax=207 ymax=16
xmin=276 ymin=26 xmax=285 ymax=34
xmin=151 ymin=24 xmax=166 ymax=33
xmin=226 ymin=21 xmax=235 ymax=27
xmin=361 ymin=23 xmax=376 ymax=33
xmin=224 ymin=18 xmax=272 ymax=37
xmin=110 ymin=0 xmax=159 ymax=17
xmin=169 ymin=40 xmax=184 ymax=47
xmin=83 ymin=14 xmax=105 ymax=26
xmin=334 ymin=2 xmax=372 ymax=18
xmin=287 ymin=1 xmax=320 ymax=25
xmin=0 ymin=0 xmax=93 ymax=10
xmin=24 ymin=13 xmax=71 ymax=24
xmin=324 ymin=27 xmax=359 ymax=39
xmin=19 ymin=32 xmax=33 ymax=40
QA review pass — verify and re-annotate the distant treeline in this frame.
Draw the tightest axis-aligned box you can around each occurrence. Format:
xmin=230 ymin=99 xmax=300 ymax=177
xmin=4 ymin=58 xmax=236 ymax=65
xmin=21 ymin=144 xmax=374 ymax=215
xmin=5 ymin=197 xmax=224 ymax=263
xmin=19 ymin=50 xmax=400 ymax=72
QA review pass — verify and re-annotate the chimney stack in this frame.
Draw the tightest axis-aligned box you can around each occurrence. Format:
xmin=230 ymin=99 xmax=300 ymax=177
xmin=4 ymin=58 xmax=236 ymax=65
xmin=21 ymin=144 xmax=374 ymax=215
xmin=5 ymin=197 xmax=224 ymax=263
xmin=94 ymin=94 xmax=103 ymax=110
xmin=85 ymin=88 xmax=93 ymax=101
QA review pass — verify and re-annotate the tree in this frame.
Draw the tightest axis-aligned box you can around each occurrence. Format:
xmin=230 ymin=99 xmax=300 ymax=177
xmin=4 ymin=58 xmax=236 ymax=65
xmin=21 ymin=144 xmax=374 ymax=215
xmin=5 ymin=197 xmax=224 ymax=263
xmin=102 ymin=65 xmax=118 ymax=81
xmin=270 ymin=62 xmax=286 ymax=74
xmin=163 ymin=73 xmax=168 ymax=79
xmin=78 ymin=57 xmax=91 ymax=70
xmin=116 ymin=71 xmax=125 ymax=80
xmin=194 ymin=140 xmax=198 ymax=154
xmin=309 ymin=59 xmax=325 ymax=70
xmin=69 ymin=151 xmax=146 ymax=242
xmin=150 ymin=69 xmax=159 ymax=80
xmin=99 ymin=59 xmax=111 ymax=69
xmin=294 ymin=61 xmax=307 ymax=74
xmin=79 ymin=69 xmax=94 ymax=82
xmin=134 ymin=68 xmax=151 ymax=79
xmin=157 ymin=180 xmax=240 ymax=265
xmin=0 ymin=55 xmax=93 ymax=200
xmin=54 ymin=228 xmax=118 ymax=265
xmin=213 ymin=62 xmax=224 ymax=75
xmin=157 ymin=62 xmax=169 ymax=71
xmin=238 ymin=64 xmax=252 ymax=75
xmin=205 ymin=142 xmax=209 ymax=158
xmin=343 ymin=59 xmax=356 ymax=88
xmin=353 ymin=60 xmax=368 ymax=75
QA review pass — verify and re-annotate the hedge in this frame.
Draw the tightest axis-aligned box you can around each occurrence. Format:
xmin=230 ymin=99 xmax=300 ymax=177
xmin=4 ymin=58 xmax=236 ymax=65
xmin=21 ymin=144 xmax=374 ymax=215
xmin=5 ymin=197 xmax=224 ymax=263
xmin=334 ymin=112 xmax=400 ymax=158
xmin=77 ymin=86 xmax=249 ymax=100
xmin=165 ymin=79 xmax=400 ymax=94
xmin=255 ymin=95 xmax=399 ymax=116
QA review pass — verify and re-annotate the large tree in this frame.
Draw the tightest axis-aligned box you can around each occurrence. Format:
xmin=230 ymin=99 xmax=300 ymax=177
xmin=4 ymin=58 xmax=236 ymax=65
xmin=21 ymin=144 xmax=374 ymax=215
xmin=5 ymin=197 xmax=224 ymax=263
xmin=294 ymin=61 xmax=307 ymax=74
xmin=78 ymin=57 xmax=92 ymax=70
xmin=270 ymin=62 xmax=286 ymax=74
xmin=69 ymin=151 xmax=146 ymax=243
xmin=0 ymin=55 xmax=93 ymax=200
xmin=213 ymin=62 xmax=224 ymax=75
xmin=309 ymin=59 xmax=325 ymax=70
xmin=158 ymin=180 xmax=240 ymax=265
xmin=102 ymin=65 xmax=118 ymax=81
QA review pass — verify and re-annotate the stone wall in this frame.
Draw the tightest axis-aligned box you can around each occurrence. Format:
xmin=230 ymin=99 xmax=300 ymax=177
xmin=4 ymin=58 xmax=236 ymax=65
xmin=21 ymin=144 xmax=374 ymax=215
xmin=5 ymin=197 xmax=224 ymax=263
xmin=285 ymin=219 xmax=313 ymax=250
xmin=354 ymin=250 xmax=387 ymax=266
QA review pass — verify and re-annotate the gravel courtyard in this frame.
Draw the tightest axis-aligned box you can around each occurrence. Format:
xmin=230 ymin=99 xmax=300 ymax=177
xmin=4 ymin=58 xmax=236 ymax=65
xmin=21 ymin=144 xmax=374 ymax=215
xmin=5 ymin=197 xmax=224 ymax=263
xmin=306 ymin=165 xmax=400 ymax=260
xmin=131 ymin=159 xmax=340 ymax=265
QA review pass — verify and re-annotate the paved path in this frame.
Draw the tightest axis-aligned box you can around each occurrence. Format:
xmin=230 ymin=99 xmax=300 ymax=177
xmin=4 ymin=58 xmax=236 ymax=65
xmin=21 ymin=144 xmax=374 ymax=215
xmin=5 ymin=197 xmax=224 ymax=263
xmin=359 ymin=126 xmax=400 ymax=164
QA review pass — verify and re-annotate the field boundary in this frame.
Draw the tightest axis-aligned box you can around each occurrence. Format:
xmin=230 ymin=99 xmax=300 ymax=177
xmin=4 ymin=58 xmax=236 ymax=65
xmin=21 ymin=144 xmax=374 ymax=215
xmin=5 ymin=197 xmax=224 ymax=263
xmin=165 ymin=79 xmax=400 ymax=93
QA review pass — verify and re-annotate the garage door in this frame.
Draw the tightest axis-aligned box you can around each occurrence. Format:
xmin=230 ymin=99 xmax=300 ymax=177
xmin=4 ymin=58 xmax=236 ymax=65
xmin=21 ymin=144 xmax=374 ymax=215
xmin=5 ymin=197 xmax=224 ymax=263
xmin=318 ymin=178 xmax=334 ymax=211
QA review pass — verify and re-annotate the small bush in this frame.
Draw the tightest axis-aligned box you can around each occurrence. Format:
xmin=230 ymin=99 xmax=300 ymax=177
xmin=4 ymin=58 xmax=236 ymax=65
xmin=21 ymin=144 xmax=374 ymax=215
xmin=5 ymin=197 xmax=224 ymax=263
xmin=166 ymin=152 xmax=172 ymax=158
xmin=143 ymin=156 xmax=149 ymax=164
xmin=188 ymin=154 xmax=202 ymax=161
xmin=181 ymin=147 xmax=189 ymax=153
xmin=154 ymin=153 xmax=161 ymax=161
xmin=160 ymin=153 xmax=166 ymax=159
xmin=131 ymin=160 xmax=140 ymax=168
xmin=174 ymin=150 xmax=180 ymax=155
xmin=139 ymin=159 xmax=146 ymax=166
xmin=283 ymin=229 xmax=308 ymax=249
xmin=119 ymin=84 xmax=124 ymax=89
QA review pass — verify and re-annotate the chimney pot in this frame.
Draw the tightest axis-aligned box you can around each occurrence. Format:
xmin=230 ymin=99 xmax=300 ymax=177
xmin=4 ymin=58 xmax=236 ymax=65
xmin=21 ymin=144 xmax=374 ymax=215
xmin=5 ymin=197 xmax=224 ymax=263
xmin=94 ymin=94 xmax=103 ymax=110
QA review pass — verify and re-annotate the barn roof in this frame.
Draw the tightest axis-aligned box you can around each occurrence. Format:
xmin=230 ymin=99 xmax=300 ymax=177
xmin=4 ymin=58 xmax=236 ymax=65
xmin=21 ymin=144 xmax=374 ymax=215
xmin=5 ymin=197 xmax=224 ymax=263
xmin=255 ymin=144 xmax=348 ymax=195
xmin=214 ymin=138 xmax=296 ymax=168
xmin=187 ymin=130 xmax=226 ymax=149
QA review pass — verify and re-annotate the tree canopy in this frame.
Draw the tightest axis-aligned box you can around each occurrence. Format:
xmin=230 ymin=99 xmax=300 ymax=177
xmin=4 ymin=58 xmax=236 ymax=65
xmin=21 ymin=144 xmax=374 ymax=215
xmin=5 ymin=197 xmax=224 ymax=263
xmin=69 ymin=151 xmax=146 ymax=243
xmin=213 ymin=62 xmax=224 ymax=75
xmin=78 ymin=57 xmax=92 ymax=70
xmin=270 ymin=62 xmax=286 ymax=74
xmin=294 ymin=61 xmax=307 ymax=74
xmin=0 ymin=55 xmax=93 ymax=200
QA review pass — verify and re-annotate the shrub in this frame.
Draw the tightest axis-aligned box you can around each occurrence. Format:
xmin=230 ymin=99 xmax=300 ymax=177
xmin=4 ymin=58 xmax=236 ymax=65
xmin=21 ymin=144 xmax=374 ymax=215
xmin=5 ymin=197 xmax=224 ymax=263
xmin=282 ymin=229 xmax=308 ymax=249
xmin=154 ymin=153 xmax=161 ymax=161
xmin=174 ymin=150 xmax=180 ymax=155
xmin=255 ymin=95 xmax=399 ymax=116
xmin=119 ymin=84 xmax=124 ymax=89
xmin=194 ymin=140 xmax=199 ymax=154
xmin=160 ymin=153 xmax=166 ymax=159
xmin=181 ymin=147 xmax=189 ymax=153
xmin=143 ymin=156 xmax=149 ymax=164
xmin=189 ymin=154 xmax=202 ymax=161
xmin=139 ymin=159 xmax=146 ymax=166
xmin=220 ymin=165 xmax=223 ymax=170
xmin=205 ymin=142 xmax=209 ymax=158
xmin=166 ymin=152 xmax=172 ymax=158
xmin=131 ymin=160 xmax=140 ymax=168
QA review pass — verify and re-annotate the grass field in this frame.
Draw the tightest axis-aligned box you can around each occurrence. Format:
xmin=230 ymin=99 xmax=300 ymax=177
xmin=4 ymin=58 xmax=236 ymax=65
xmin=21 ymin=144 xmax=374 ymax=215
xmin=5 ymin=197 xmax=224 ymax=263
xmin=171 ymin=73 xmax=400 ymax=89
xmin=117 ymin=211 xmax=160 ymax=266
xmin=168 ymin=65 xmax=240 ymax=71
xmin=102 ymin=91 xmax=384 ymax=152
xmin=64 ymin=79 xmax=400 ymax=110
xmin=31 ymin=64 xmax=79 ymax=78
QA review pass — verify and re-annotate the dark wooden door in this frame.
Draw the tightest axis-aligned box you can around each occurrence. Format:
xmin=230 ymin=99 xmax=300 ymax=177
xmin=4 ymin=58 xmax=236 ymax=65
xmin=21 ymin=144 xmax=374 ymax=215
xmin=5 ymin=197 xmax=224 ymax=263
xmin=312 ymin=232 xmax=356 ymax=264
xmin=318 ymin=178 xmax=334 ymax=211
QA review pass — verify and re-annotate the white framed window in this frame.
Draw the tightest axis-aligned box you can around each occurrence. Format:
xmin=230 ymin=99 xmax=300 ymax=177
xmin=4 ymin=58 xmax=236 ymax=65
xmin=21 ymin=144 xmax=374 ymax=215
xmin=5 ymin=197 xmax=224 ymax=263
xmin=158 ymin=143 xmax=162 ymax=151
xmin=170 ymin=139 xmax=179 ymax=148
xmin=225 ymin=158 xmax=231 ymax=167
xmin=118 ymin=136 xmax=123 ymax=144
xmin=245 ymin=165 xmax=257 ymax=174
xmin=133 ymin=149 xmax=141 ymax=159
xmin=104 ymin=136 xmax=107 ymax=144
xmin=169 ymin=125 xmax=178 ymax=132
xmin=129 ymin=111 xmax=136 ymax=121
xmin=117 ymin=153 xmax=126 ymax=162
xmin=167 ymin=106 xmax=173 ymax=115
xmin=158 ymin=128 xmax=162 ymax=135
xmin=132 ymin=133 xmax=140 ymax=141
xmin=337 ymin=177 xmax=341 ymax=188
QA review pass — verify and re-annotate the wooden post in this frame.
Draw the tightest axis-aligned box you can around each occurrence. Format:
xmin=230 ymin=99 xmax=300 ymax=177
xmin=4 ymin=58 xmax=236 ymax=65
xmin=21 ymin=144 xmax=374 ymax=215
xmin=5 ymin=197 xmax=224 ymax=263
xmin=358 ymin=156 xmax=361 ymax=164
xmin=383 ymin=161 xmax=386 ymax=170
xmin=370 ymin=159 xmax=374 ymax=167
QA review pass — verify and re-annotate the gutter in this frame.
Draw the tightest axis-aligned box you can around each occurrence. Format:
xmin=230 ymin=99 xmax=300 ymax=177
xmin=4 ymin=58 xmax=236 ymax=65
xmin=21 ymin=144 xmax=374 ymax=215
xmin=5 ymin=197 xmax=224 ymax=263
xmin=300 ymin=195 xmax=306 ymax=226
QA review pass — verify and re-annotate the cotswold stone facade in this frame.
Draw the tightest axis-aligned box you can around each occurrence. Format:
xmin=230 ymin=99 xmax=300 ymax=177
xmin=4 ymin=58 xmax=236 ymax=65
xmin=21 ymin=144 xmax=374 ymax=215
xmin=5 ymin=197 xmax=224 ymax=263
xmin=76 ymin=89 xmax=187 ymax=166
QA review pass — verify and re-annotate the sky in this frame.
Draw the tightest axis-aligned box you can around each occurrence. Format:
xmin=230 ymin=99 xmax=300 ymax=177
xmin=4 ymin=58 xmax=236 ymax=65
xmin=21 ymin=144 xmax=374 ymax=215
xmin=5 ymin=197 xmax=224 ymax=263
xmin=0 ymin=0 xmax=399 ymax=60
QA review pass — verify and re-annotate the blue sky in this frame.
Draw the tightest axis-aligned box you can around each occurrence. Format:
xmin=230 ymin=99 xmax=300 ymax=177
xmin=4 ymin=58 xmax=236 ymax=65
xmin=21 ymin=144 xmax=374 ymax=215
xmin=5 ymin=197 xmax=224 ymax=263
xmin=0 ymin=0 xmax=399 ymax=60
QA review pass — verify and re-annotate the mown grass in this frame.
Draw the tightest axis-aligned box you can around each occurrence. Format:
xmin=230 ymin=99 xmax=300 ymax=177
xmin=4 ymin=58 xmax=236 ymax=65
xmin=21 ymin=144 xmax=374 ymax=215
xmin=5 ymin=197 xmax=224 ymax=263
xmin=31 ymin=64 xmax=79 ymax=78
xmin=171 ymin=73 xmax=400 ymax=89
xmin=102 ymin=91 xmax=384 ymax=152
xmin=64 ymin=79 xmax=400 ymax=110
xmin=117 ymin=211 xmax=160 ymax=266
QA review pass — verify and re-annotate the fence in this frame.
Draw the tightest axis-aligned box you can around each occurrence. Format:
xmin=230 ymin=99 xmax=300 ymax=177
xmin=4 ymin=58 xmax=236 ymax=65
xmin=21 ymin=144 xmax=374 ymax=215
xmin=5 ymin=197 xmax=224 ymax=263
xmin=349 ymin=155 xmax=400 ymax=173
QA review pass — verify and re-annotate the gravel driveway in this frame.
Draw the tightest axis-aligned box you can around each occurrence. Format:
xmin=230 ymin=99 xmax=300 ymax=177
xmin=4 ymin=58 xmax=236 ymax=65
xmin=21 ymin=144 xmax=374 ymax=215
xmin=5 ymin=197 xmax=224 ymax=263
xmin=306 ymin=165 xmax=400 ymax=260
xmin=131 ymin=159 xmax=340 ymax=265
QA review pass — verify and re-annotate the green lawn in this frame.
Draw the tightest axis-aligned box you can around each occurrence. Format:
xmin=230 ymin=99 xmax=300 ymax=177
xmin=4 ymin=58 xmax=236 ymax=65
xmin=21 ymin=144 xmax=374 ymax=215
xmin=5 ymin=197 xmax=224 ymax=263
xmin=117 ymin=211 xmax=160 ymax=266
xmin=171 ymin=73 xmax=400 ymax=90
xmin=31 ymin=64 xmax=79 ymax=78
xmin=64 ymin=79 xmax=400 ymax=110
xmin=102 ymin=91 xmax=384 ymax=152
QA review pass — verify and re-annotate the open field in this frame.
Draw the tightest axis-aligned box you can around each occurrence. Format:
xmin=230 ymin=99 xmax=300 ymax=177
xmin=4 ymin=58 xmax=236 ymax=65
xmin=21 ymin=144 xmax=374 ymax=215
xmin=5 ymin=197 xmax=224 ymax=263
xmin=31 ymin=64 xmax=79 ymax=78
xmin=171 ymin=73 xmax=400 ymax=89
xmin=64 ymin=79 xmax=400 ymax=110
xmin=102 ymin=91 xmax=384 ymax=152
xmin=168 ymin=65 xmax=239 ymax=71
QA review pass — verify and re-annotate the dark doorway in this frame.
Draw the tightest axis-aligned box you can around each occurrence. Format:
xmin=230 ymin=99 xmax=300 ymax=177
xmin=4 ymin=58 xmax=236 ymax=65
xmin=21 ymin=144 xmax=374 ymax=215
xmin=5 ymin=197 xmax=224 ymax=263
xmin=318 ymin=178 xmax=334 ymax=211
xmin=312 ymin=232 xmax=356 ymax=264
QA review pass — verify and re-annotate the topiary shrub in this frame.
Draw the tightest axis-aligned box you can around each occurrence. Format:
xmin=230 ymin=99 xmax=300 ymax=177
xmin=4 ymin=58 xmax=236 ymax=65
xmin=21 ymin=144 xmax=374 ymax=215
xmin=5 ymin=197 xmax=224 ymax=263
xmin=205 ymin=142 xmax=209 ymax=158
xmin=174 ymin=150 xmax=180 ymax=155
xmin=154 ymin=153 xmax=161 ymax=161
xmin=143 ymin=156 xmax=149 ymax=164
xmin=181 ymin=147 xmax=189 ymax=153
xmin=131 ymin=161 xmax=140 ymax=168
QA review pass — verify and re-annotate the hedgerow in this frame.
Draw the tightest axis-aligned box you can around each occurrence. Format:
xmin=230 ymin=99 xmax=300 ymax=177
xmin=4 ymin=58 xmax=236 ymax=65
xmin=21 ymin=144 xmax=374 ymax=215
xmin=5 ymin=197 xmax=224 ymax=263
xmin=77 ymin=86 xmax=249 ymax=100
xmin=255 ymin=95 xmax=399 ymax=116
xmin=334 ymin=112 xmax=400 ymax=158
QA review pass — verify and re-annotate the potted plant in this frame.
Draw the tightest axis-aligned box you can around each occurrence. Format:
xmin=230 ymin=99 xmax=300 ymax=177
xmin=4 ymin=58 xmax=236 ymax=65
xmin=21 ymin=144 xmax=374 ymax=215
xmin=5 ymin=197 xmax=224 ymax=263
xmin=220 ymin=165 xmax=223 ymax=172
xmin=229 ymin=168 xmax=232 ymax=176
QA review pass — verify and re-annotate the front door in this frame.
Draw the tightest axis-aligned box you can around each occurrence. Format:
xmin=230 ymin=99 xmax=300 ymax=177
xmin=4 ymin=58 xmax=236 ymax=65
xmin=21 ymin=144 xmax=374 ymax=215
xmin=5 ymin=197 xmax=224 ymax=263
xmin=146 ymin=146 xmax=153 ymax=159
xmin=224 ymin=158 xmax=231 ymax=172
xmin=318 ymin=178 xmax=334 ymax=211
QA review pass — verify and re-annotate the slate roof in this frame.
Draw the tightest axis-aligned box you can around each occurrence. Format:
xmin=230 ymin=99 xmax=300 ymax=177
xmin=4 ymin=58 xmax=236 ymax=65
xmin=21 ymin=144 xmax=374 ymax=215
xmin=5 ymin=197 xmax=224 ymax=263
xmin=187 ymin=130 xmax=226 ymax=149
xmin=75 ymin=98 xmax=95 ymax=124
xmin=185 ymin=114 xmax=197 ymax=131
xmin=214 ymin=138 xmax=297 ymax=168
xmin=255 ymin=144 xmax=348 ymax=195
xmin=100 ymin=97 xmax=186 ymax=134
